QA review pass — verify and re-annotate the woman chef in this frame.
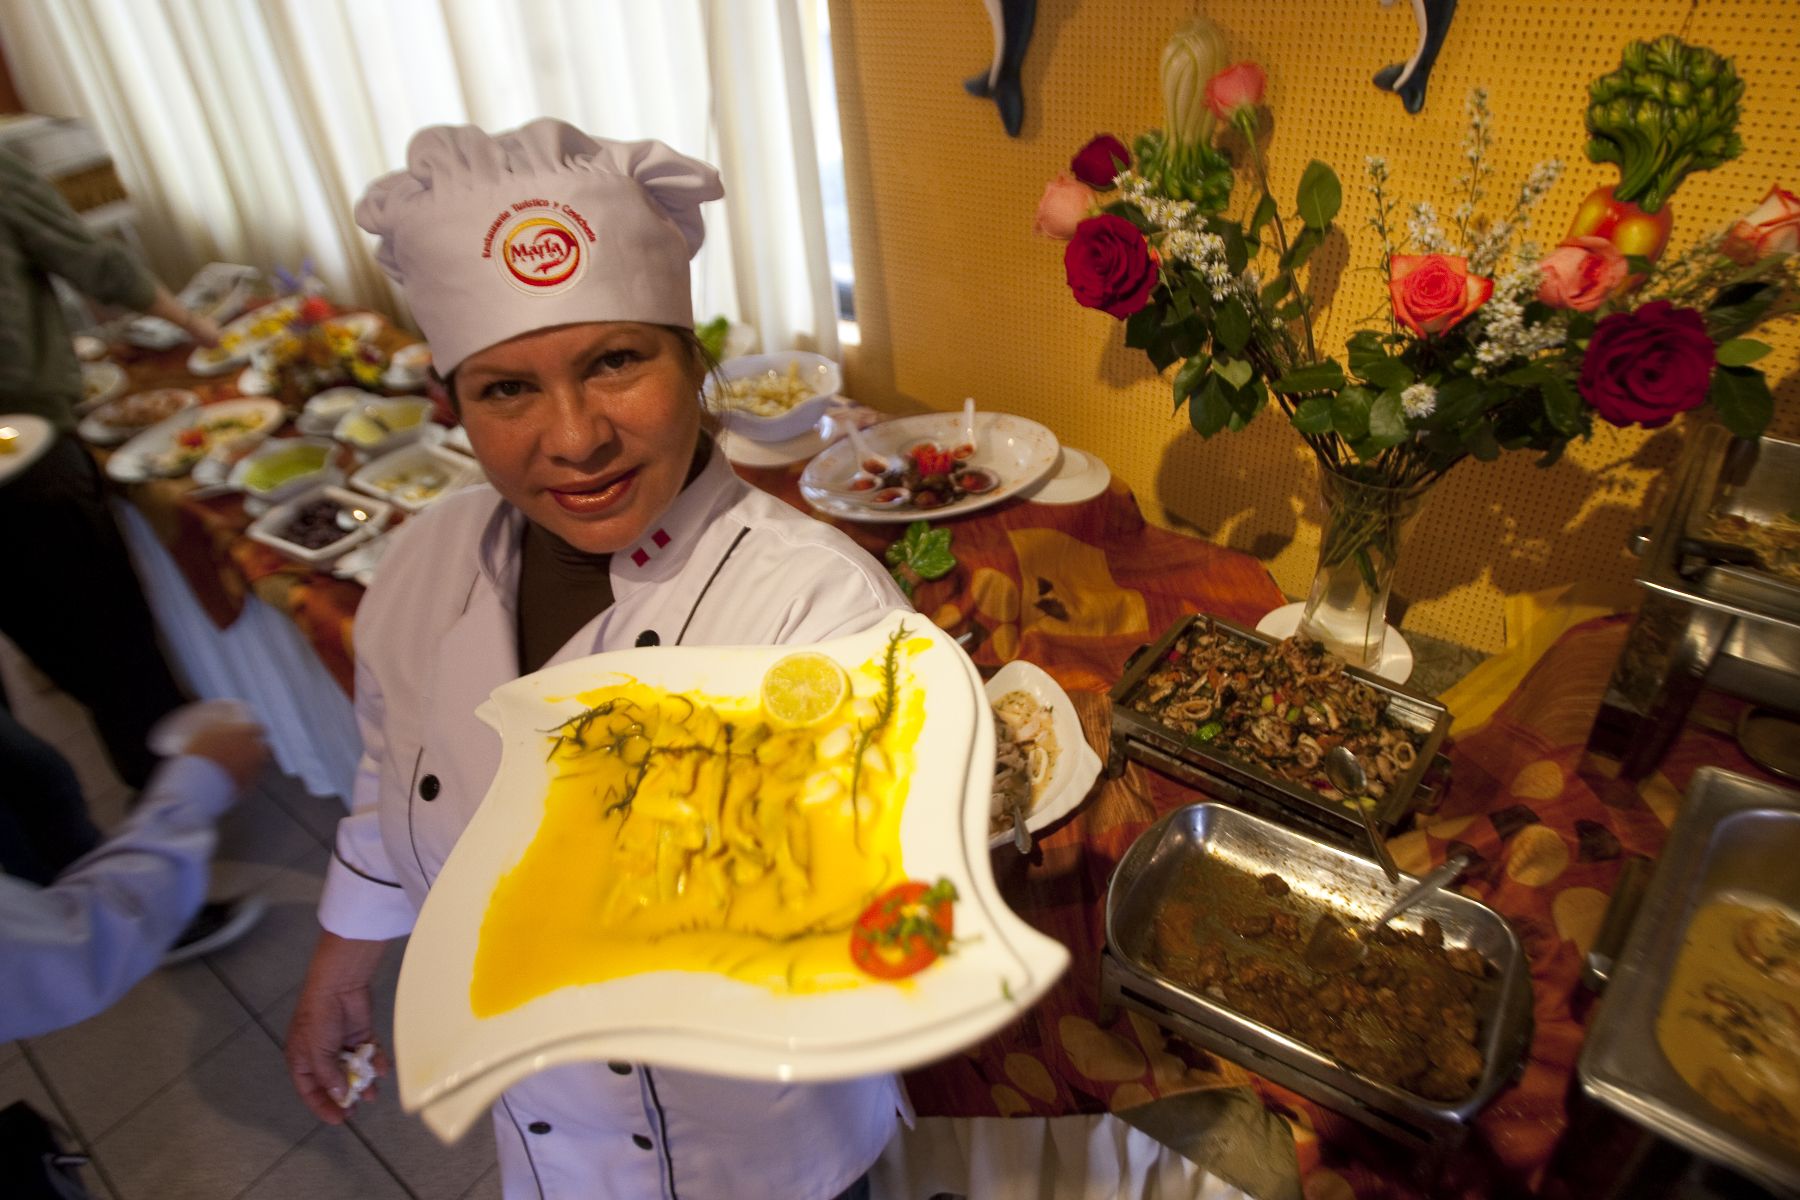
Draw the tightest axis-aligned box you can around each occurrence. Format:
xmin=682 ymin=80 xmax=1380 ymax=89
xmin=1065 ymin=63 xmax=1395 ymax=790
xmin=283 ymin=120 xmax=908 ymax=1200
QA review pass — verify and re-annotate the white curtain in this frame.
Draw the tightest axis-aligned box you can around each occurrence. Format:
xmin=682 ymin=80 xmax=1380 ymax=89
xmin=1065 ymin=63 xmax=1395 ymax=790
xmin=0 ymin=0 xmax=840 ymax=355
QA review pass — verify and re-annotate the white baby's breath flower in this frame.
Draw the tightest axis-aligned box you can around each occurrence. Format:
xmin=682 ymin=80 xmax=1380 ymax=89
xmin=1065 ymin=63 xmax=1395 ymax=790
xmin=1407 ymin=201 xmax=1451 ymax=253
xmin=1400 ymin=382 xmax=1438 ymax=419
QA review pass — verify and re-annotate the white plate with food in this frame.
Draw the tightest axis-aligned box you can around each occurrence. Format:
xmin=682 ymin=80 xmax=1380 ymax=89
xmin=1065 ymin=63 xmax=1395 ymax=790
xmin=105 ymin=398 xmax=285 ymax=482
xmin=78 ymin=361 xmax=128 ymax=414
xmin=186 ymin=295 xmax=303 ymax=375
xmin=247 ymin=484 xmax=392 ymax=568
xmin=350 ymin=443 xmax=480 ymax=513
xmin=228 ymin=436 xmax=342 ymax=505
xmin=382 ymin=342 xmax=434 ymax=390
xmin=78 ymin=389 xmax=200 ymax=447
xmin=396 ymin=612 xmax=1069 ymax=1141
xmin=799 ymin=411 xmax=1060 ymax=524
xmin=0 ymin=414 xmax=55 ymax=486
xmin=704 ymin=351 xmax=841 ymax=442
xmin=334 ymin=396 xmax=436 ymax=457
xmin=985 ymin=660 xmax=1103 ymax=849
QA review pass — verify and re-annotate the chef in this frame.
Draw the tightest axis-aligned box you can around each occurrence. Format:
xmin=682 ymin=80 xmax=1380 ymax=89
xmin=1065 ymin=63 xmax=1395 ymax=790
xmin=283 ymin=119 xmax=908 ymax=1200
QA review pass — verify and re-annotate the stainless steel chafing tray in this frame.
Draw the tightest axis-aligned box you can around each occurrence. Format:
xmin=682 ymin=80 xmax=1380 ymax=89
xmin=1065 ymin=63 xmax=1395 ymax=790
xmin=1108 ymin=613 xmax=1451 ymax=845
xmin=1101 ymin=803 xmax=1533 ymax=1162
xmin=1579 ymin=767 xmax=1800 ymax=1198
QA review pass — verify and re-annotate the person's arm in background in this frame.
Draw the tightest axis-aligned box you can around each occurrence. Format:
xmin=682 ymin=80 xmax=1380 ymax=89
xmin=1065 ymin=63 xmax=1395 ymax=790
xmin=0 ymin=148 xmax=219 ymax=345
xmin=0 ymin=725 xmax=264 ymax=1040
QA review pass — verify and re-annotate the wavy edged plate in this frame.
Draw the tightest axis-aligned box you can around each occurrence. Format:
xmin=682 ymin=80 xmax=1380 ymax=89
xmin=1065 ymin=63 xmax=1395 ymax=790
xmin=397 ymin=612 xmax=1069 ymax=1141
xmin=798 ymin=411 xmax=1060 ymax=523
xmin=984 ymin=660 xmax=1104 ymax=849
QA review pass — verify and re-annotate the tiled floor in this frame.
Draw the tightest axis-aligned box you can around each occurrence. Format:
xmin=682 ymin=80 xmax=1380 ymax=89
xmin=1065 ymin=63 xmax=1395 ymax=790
xmin=1 ymin=639 xmax=500 ymax=1199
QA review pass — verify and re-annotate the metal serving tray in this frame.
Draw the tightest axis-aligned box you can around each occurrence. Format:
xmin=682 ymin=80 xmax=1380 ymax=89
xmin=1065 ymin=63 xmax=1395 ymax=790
xmin=1102 ymin=803 xmax=1533 ymax=1159
xmin=1579 ymin=767 xmax=1800 ymax=1197
xmin=1109 ymin=613 xmax=1451 ymax=845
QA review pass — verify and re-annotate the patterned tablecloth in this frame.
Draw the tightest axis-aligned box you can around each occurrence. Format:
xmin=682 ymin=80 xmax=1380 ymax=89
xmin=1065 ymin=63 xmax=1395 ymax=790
xmin=91 ymin=335 xmax=1782 ymax=1197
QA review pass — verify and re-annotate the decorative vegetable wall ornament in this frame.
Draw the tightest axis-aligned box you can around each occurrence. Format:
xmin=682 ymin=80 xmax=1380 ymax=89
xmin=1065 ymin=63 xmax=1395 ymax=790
xmin=1373 ymin=0 xmax=1460 ymax=115
xmin=965 ymin=0 xmax=1037 ymax=137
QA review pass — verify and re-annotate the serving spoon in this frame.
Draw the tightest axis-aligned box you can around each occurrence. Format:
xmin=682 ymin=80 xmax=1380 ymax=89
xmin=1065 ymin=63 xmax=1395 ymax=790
xmin=1302 ymin=852 xmax=1474 ymax=974
xmin=1326 ymin=746 xmax=1400 ymax=884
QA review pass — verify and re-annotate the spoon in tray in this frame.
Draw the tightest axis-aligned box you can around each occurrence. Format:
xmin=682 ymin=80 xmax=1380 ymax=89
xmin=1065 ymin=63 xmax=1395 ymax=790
xmin=1302 ymin=852 xmax=1474 ymax=974
xmin=844 ymin=421 xmax=899 ymax=477
xmin=1325 ymin=745 xmax=1400 ymax=884
xmin=958 ymin=396 xmax=979 ymax=461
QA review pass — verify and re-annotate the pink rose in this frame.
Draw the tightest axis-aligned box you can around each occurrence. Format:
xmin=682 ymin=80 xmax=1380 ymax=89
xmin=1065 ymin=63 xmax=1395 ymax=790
xmin=1034 ymin=175 xmax=1095 ymax=240
xmin=1537 ymin=237 xmax=1629 ymax=311
xmin=1205 ymin=62 xmax=1266 ymax=122
xmin=1069 ymin=135 xmax=1130 ymax=189
xmin=1723 ymin=183 xmax=1800 ymax=264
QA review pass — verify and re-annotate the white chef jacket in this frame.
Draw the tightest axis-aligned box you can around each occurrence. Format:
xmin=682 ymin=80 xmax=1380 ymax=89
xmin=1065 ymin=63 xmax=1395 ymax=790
xmin=317 ymin=446 xmax=912 ymax=1200
xmin=0 ymin=755 xmax=234 ymax=1040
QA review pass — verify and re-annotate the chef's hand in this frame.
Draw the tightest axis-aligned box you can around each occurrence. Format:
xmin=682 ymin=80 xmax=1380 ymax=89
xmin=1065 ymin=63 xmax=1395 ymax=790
xmin=285 ymin=931 xmax=391 ymax=1123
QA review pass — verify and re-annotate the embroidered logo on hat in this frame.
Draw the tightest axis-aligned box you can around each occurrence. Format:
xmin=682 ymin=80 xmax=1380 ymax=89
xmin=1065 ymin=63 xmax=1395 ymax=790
xmin=492 ymin=204 xmax=592 ymax=294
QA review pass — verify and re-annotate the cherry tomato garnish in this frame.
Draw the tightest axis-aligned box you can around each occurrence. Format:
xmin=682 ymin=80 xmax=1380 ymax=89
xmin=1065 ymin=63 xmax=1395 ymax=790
xmin=849 ymin=879 xmax=956 ymax=980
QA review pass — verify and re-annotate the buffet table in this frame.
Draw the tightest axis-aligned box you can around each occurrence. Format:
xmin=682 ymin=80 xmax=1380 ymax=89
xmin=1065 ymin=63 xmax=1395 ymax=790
xmin=85 ymin=333 xmax=1784 ymax=1200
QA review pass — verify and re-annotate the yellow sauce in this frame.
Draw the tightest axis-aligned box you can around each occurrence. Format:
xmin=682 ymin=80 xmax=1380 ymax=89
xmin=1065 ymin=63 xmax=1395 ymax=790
xmin=470 ymin=635 xmax=931 ymax=1017
xmin=1656 ymin=897 xmax=1800 ymax=1153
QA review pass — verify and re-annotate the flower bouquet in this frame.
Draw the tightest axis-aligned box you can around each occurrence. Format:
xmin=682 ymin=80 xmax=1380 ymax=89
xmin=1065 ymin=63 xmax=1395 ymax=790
xmin=252 ymin=295 xmax=389 ymax=408
xmin=1037 ymin=25 xmax=1798 ymax=666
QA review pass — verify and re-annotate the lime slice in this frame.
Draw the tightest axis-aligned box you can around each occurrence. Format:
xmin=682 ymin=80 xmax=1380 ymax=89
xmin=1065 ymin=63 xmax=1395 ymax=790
xmin=761 ymin=652 xmax=849 ymax=727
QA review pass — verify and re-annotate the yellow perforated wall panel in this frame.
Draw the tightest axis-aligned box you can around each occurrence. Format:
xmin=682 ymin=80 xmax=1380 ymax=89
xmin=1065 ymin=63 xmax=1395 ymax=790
xmin=830 ymin=0 xmax=1800 ymax=652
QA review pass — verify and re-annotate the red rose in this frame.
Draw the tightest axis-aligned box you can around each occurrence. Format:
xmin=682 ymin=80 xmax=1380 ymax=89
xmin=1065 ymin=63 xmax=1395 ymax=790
xmin=1070 ymin=135 xmax=1130 ymax=189
xmin=1578 ymin=300 xmax=1716 ymax=428
xmin=1064 ymin=215 xmax=1158 ymax=319
xmin=1388 ymin=254 xmax=1492 ymax=337
xmin=1205 ymin=62 xmax=1266 ymax=122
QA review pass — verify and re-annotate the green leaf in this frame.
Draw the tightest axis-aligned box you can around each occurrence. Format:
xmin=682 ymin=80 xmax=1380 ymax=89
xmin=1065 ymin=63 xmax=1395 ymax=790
xmin=1271 ymin=359 xmax=1347 ymax=394
xmin=1296 ymin=160 xmax=1342 ymax=230
xmin=1346 ymin=329 xmax=1387 ymax=357
xmin=1172 ymin=354 xmax=1210 ymax=411
xmin=1281 ymin=226 xmax=1323 ymax=272
xmin=1541 ymin=375 xmax=1584 ymax=436
xmin=1145 ymin=331 xmax=1182 ymax=373
xmin=1124 ymin=307 xmax=1158 ymax=350
xmin=1249 ymin=194 xmax=1278 ymax=240
xmin=1464 ymin=420 xmax=1501 ymax=462
xmin=1207 ymin=219 xmax=1250 ymax=274
xmin=1163 ymin=288 xmax=1194 ymax=325
xmin=1291 ymin=395 xmax=1334 ymax=434
xmin=1214 ymin=300 xmax=1252 ymax=354
xmin=1189 ymin=377 xmax=1231 ymax=437
xmin=1260 ymin=275 xmax=1291 ymax=306
xmin=1706 ymin=282 xmax=1777 ymax=339
xmin=1716 ymin=337 xmax=1773 ymax=367
xmin=1367 ymin=389 xmax=1408 ymax=445
xmin=1356 ymin=356 xmax=1414 ymax=392
xmin=1710 ymin=365 xmax=1775 ymax=439
xmin=1213 ymin=356 xmax=1255 ymax=391
xmin=1331 ymin=386 xmax=1373 ymax=441
xmin=884 ymin=521 xmax=956 ymax=596
xmin=1353 ymin=547 xmax=1379 ymax=592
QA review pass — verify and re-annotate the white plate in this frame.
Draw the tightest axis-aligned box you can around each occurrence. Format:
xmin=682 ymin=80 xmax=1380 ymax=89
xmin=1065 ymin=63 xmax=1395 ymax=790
xmin=105 ymin=398 xmax=285 ymax=483
xmin=349 ymin=442 xmax=480 ymax=514
xmin=334 ymin=396 xmax=436 ymax=457
xmin=0 ymin=414 xmax=55 ymax=485
xmin=717 ymin=423 xmax=839 ymax=468
xmin=296 ymin=386 xmax=376 ymax=436
xmin=227 ymin=436 xmax=342 ymax=505
xmin=704 ymin=352 xmax=841 ymax=442
xmin=79 ymin=389 xmax=200 ymax=448
xmin=1255 ymin=601 xmax=1415 ymax=685
xmin=799 ymin=412 xmax=1060 ymax=524
xmin=1020 ymin=446 xmax=1111 ymax=506
xmin=246 ymin=484 xmax=392 ymax=568
xmin=186 ymin=295 xmax=304 ymax=375
xmin=397 ymin=613 xmax=1069 ymax=1141
xmin=984 ymin=661 xmax=1103 ymax=849
xmin=77 ymin=362 xmax=127 ymax=414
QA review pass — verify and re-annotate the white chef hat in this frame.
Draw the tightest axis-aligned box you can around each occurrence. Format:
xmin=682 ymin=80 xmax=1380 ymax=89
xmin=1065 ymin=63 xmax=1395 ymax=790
xmin=355 ymin=118 xmax=724 ymax=373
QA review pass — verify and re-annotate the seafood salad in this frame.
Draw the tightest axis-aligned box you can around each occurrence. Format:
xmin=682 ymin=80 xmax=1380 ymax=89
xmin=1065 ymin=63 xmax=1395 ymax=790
xmin=991 ymin=691 xmax=1057 ymax=835
xmin=847 ymin=442 xmax=1000 ymax=512
xmin=1129 ymin=629 xmax=1421 ymax=807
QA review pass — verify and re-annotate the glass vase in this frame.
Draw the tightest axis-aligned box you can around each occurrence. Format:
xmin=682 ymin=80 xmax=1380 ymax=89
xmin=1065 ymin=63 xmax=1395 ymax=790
xmin=1297 ymin=463 xmax=1434 ymax=668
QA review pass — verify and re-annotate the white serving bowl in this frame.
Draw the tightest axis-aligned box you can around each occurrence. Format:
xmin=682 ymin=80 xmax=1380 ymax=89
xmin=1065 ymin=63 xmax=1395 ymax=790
xmin=704 ymin=352 xmax=840 ymax=443
xmin=228 ymin=436 xmax=342 ymax=505
xmin=334 ymin=396 xmax=437 ymax=457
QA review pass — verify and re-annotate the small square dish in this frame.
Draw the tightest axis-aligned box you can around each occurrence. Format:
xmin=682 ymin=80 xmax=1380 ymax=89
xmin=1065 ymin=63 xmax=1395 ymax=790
xmin=350 ymin=443 xmax=480 ymax=513
xmin=228 ymin=437 xmax=342 ymax=505
xmin=247 ymin=484 xmax=392 ymax=568
xmin=335 ymin=396 xmax=437 ymax=456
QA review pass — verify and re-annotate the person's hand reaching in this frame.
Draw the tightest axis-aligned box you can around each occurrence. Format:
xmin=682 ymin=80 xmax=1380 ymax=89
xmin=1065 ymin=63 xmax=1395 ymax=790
xmin=184 ymin=723 xmax=267 ymax=792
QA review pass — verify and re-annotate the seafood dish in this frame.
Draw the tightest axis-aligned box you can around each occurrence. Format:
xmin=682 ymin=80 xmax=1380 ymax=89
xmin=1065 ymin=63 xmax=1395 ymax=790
xmin=471 ymin=627 xmax=959 ymax=1015
xmin=990 ymin=690 xmax=1058 ymax=836
xmin=844 ymin=441 xmax=1000 ymax=512
xmin=714 ymin=359 xmax=820 ymax=416
xmin=1700 ymin=509 xmax=1800 ymax=586
xmin=147 ymin=412 xmax=266 ymax=476
xmin=1127 ymin=629 xmax=1423 ymax=809
xmin=1656 ymin=899 xmax=1800 ymax=1153
xmin=92 ymin=389 xmax=195 ymax=433
xmin=1144 ymin=853 xmax=1491 ymax=1102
